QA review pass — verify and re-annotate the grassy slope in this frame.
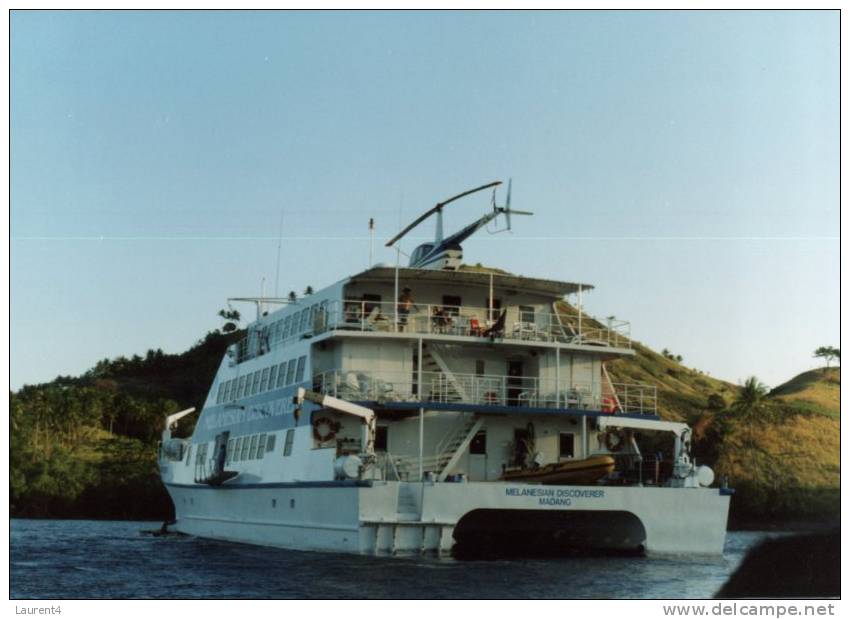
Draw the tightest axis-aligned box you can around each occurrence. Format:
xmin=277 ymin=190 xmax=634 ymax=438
xmin=769 ymin=367 xmax=840 ymax=418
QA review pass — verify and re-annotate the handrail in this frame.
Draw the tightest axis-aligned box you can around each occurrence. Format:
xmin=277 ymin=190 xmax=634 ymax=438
xmin=323 ymin=299 xmax=632 ymax=348
xmin=312 ymin=369 xmax=657 ymax=415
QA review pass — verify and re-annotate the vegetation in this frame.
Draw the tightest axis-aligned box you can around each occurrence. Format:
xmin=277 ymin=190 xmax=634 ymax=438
xmin=813 ymin=346 xmax=840 ymax=368
xmin=10 ymin=328 xmax=241 ymax=520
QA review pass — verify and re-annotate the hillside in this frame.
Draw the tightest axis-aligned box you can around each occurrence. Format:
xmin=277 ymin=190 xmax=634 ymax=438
xmin=769 ymin=367 xmax=840 ymax=418
xmin=10 ymin=310 xmax=840 ymax=528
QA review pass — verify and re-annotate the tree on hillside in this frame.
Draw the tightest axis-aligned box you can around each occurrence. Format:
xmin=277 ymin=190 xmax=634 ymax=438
xmin=814 ymin=346 xmax=840 ymax=368
xmin=218 ymin=308 xmax=241 ymax=322
xmin=733 ymin=376 xmax=768 ymax=416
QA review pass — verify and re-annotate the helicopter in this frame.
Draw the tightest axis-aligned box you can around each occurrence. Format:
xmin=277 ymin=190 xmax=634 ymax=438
xmin=385 ymin=179 xmax=533 ymax=271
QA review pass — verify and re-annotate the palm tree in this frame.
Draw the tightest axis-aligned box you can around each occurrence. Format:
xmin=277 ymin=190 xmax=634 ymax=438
xmin=734 ymin=376 xmax=768 ymax=416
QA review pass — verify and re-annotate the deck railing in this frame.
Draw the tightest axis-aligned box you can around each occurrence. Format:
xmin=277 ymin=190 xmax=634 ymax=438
xmin=320 ymin=300 xmax=632 ymax=349
xmin=312 ymin=369 xmax=657 ymax=415
xmin=229 ymin=298 xmax=632 ymax=365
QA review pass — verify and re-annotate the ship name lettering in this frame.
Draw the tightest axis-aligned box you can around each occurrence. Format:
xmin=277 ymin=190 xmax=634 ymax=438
xmin=15 ymin=607 xmax=61 ymax=615
xmin=505 ymin=487 xmax=605 ymax=499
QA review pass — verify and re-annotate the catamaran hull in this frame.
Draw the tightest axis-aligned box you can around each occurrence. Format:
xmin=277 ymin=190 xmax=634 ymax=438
xmin=164 ymin=480 xmax=730 ymax=556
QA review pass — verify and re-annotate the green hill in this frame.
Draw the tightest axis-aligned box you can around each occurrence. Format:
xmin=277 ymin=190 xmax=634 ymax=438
xmin=768 ymin=367 xmax=840 ymax=418
xmin=10 ymin=308 xmax=840 ymax=528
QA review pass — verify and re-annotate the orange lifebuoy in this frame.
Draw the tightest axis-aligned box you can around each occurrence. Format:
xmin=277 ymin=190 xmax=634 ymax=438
xmin=601 ymin=397 xmax=616 ymax=413
xmin=484 ymin=391 xmax=498 ymax=404
xmin=312 ymin=416 xmax=340 ymax=442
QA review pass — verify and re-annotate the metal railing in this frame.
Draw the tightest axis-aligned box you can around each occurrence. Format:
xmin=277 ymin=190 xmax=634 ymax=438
xmin=312 ymin=369 xmax=657 ymax=414
xmin=319 ymin=300 xmax=632 ymax=348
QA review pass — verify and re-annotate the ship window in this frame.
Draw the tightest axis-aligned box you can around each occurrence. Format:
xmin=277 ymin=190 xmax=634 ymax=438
xmin=257 ymin=434 xmax=267 ymax=457
xmin=470 ymin=430 xmax=487 ymax=455
xmin=298 ymin=308 xmax=310 ymax=332
xmin=225 ymin=439 xmax=235 ymax=464
xmin=278 ymin=362 xmax=289 ymax=387
xmin=374 ymin=426 xmax=388 ymax=452
xmin=251 ymin=372 xmax=261 ymax=395
xmin=266 ymin=434 xmax=276 ymax=452
xmin=519 ymin=305 xmax=536 ymax=326
xmin=195 ymin=442 xmax=207 ymax=466
xmin=283 ymin=315 xmax=292 ymax=338
xmin=283 ymin=429 xmax=295 ymax=456
xmin=295 ymin=356 xmax=306 ymax=382
xmin=237 ymin=375 xmax=247 ymax=399
xmin=248 ymin=435 xmax=259 ymax=459
xmin=268 ymin=365 xmax=278 ymax=390
xmin=475 ymin=360 xmax=485 ymax=376
xmin=185 ymin=445 xmax=192 ymax=466
xmin=223 ymin=380 xmax=231 ymax=402
xmin=442 ymin=295 xmax=462 ymax=316
xmin=285 ymin=359 xmax=296 ymax=384
xmin=260 ymin=367 xmax=271 ymax=392
xmin=233 ymin=438 xmax=243 ymax=462
xmin=559 ymin=433 xmax=575 ymax=459
xmin=240 ymin=436 xmax=251 ymax=460
xmin=216 ymin=383 xmax=225 ymax=403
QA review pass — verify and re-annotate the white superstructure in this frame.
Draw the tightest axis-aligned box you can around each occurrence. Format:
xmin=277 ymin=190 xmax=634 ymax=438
xmin=158 ymin=183 xmax=730 ymax=556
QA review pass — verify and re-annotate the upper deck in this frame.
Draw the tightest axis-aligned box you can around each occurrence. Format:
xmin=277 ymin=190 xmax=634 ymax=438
xmin=232 ymin=266 xmax=633 ymax=363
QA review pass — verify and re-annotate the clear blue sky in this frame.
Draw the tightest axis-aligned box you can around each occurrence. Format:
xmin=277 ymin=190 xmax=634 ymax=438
xmin=11 ymin=10 xmax=839 ymax=390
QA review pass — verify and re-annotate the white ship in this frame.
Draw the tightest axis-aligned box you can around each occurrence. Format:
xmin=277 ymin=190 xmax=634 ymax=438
xmin=158 ymin=181 xmax=731 ymax=556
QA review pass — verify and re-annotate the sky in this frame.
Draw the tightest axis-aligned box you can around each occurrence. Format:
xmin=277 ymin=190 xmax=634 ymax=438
xmin=10 ymin=10 xmax=839 ymax=390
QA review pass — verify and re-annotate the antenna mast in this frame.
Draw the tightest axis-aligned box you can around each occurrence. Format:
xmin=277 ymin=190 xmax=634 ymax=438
xmin=369 ymin=218 xmax=375 ymax=267
xmin=274 ymin=211 xmax=284 ymax=298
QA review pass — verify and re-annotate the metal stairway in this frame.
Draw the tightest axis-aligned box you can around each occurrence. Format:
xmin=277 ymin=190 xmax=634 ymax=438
xmin=421 ymin=343 xmax=468 ymax=402
xmin=435 ymin=416 xmax=484 ymax=481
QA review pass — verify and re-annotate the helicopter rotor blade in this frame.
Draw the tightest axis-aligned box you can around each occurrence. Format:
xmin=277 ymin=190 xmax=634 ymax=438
xmin=385 ymin=181 xmax=502 ymax=247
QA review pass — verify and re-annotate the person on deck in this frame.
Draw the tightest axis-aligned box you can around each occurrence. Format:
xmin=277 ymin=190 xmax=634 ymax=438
xmin=397 ymin=288 xmax=416 ymax=329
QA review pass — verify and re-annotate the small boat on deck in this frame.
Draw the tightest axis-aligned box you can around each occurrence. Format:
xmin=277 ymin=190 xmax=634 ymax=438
xmin=502 ymin=455 xmax=615 ymax=485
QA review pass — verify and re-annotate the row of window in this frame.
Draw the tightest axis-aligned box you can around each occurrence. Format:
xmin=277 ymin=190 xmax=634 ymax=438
xmin=215 ymin=355 xmax=307 ymax=403
xmin=264 ymin=301 xmax=329 ymax=346
xmin=226 ymin=432 xmax=276 ymax=464
xmin=187 ymin=428 xmax=298 ymax=468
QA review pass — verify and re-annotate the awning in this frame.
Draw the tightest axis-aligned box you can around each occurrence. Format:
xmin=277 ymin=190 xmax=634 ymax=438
xmin=345 ymin=266 xmax=593 ymax=299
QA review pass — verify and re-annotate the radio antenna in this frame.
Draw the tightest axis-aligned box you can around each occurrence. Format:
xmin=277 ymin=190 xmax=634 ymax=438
xmin=368 ymin=217 xmax=375 ymax=267
xmin=274 ymin=210 xmax=284 ymax=297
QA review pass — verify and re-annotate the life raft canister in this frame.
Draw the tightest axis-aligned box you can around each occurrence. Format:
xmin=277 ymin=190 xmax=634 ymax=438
xmin=312 ymin=416 xmax=341 ymax=442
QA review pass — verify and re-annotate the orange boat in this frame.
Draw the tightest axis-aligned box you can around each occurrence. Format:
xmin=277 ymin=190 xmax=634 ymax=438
xmin=501 ymin=455 xmax=615 ymax=485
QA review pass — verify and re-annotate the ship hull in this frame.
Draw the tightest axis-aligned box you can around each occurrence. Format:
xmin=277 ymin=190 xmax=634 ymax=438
xmin=164 ymin=480 xmax=730 ymax=556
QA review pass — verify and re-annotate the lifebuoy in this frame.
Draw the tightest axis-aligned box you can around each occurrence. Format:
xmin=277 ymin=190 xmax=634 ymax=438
xmin=601 ymin=397 xmax=616 ymax=413
xmin=484 ymin=391 xmax=498 ymax=403
xmin=312 ymin=416 xmax=340 ymax=442
xmin=604 ymin=430 xmax=625 ymax=452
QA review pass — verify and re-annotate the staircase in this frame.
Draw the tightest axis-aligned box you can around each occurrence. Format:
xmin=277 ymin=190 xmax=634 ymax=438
xmin=421 ymin=344 xmax=468 ymax=403
xmin=435 ymin=416 xmax=484 ymax=481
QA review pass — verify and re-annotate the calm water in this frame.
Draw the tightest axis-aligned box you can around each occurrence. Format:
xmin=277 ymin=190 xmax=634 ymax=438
xmin=11 ymin=519 xmax=775 ymax=599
